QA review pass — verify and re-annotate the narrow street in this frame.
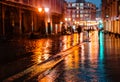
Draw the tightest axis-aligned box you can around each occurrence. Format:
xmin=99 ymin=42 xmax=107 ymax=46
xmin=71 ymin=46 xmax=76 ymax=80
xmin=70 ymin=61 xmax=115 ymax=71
xmin=0 ymin=31 xmax=120 ymax=82
xmin=1 ymin=0 xmax=120 ymax=82
xmin=0 ymin=33 xmax=81 ymax=81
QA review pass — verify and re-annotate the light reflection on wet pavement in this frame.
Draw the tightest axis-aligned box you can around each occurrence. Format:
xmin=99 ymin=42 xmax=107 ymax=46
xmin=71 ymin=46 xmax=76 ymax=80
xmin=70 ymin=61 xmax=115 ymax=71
xmin=0 ymin=31 xmax=120 ymax=82
xmin=38 ymin=31 xmax=120 ymax=82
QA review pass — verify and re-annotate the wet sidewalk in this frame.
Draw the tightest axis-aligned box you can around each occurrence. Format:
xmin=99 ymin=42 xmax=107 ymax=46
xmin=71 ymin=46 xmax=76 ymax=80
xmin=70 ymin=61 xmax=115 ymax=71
xmin=0 ymin=33 xmax=82 ymax=81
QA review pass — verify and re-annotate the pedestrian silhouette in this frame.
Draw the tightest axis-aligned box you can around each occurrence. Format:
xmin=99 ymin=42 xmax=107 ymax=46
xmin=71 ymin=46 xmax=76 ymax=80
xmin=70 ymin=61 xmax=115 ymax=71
xmin=77 ymin=25 xmax=82 ymax=34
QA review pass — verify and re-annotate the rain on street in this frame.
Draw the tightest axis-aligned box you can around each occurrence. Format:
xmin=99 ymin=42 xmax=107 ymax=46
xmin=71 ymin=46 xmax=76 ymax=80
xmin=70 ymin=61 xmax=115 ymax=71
xmin=0 ymin=31 xmax=120 ymax=82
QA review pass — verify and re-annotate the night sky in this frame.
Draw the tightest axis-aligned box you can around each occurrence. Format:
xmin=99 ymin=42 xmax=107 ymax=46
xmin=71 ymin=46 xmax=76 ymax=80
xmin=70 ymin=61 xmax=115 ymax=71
xmin=66 ymin=0 xmax=101 ymax=7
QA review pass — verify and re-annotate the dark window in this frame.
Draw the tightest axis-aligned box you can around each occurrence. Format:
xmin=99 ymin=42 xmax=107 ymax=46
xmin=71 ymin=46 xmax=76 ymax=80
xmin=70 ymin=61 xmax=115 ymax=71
xmin=23 ymin=0 xmax=29 ymax=4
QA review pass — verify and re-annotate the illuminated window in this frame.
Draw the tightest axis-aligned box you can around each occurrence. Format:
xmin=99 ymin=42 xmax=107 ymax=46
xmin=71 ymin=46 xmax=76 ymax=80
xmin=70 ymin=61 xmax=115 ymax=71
xmin=80 ymin=14 xmax=83 ymax=17
xmin=76 ymin=7 xmax=79 ymax=9
xmin=80 ymin=10 xmax=83 ymax=13
xmin=80 ymin=7 xmax=83 ymax=9
xmin=77 ymin=15 xmax=79 ymax=17
xmin=72 ymin=3 xmax=76 ymax=7
xmin=80 ymin=3 xmax=84 ymax=7
xmin=68 ymin=3 xmax=71 ymax=7
xmin=77 ymin=11 xmax=79 ymax=13
xmin=88 ymin=3 xmax=90 ymax=6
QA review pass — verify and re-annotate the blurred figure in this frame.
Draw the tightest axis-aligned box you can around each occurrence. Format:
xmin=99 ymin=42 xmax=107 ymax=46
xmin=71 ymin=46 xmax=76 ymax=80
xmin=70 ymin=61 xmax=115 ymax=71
xmin=61 ymin=24 xmax=66 ymax=35
xmin=77 ymin=25 xmax=82 ymax=34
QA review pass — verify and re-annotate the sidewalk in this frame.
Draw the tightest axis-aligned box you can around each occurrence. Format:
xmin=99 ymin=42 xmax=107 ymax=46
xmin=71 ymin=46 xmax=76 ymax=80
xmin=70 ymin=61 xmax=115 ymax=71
xmin=0 ymin=32 xmax=81 ymax=65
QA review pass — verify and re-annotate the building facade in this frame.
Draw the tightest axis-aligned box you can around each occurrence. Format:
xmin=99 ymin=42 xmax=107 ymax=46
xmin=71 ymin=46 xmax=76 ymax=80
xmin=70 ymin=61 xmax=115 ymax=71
xmin=102 ymin=0 xmax=120 ymax=35
xmin=65 ymin=1 xmax=96 ymax=27
xmin=0 ymin=0 xmax=65 ymax=38
xmin=96 ymin=7 xmax=103 ymax=30
xmin=39 ymin=0 xmax=65 ymax=34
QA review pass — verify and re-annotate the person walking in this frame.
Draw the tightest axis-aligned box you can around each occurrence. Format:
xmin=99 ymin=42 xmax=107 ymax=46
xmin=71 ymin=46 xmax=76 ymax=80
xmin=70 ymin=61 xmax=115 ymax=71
xmin=77 ymin=25 xmax=82 ymax=34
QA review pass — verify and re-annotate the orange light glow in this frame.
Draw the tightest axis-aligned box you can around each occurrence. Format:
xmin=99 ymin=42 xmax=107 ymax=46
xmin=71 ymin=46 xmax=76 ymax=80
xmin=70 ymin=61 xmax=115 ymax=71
xmin=65 ymin=18 xmax=67 ymax=21
xmin=38 ymin=8 xmax=42 ymax=12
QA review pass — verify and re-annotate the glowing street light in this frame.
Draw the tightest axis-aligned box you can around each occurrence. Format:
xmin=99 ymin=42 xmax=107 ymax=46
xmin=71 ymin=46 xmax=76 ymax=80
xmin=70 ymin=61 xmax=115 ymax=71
xmin=44 ymin=8 xmax=49 ymax=12
xmin=65 ymin=18 xmax=71 ymax=21
xmin=65 ymin=18 xmax=67 ymax=21
xmin=38 ymin=8 xmax=42 ymax=12
xmin=38 ymin=7 xmax=49 ymax=13
xmin=38 ymin=7 xmax=50 ymax=35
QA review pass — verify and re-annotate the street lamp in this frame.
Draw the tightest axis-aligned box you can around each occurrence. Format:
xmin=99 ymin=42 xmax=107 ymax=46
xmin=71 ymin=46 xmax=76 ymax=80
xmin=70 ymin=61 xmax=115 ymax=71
xmin=65 ymin=18 xmax=68 ymax=21
xmin=65 ymin=17 xmax=71 ymax=21
xmin=38 ymin=8 xmax=42 ymax=12
xmin=68 ymin=18 xmax=71 ymax=21
xmin=38 ymin=7 xmax=50 ymax=35
xmin=38 ymin=7 xmax=49 ymax=13
xmin=44 ymin=8 xmax=49 ymax=13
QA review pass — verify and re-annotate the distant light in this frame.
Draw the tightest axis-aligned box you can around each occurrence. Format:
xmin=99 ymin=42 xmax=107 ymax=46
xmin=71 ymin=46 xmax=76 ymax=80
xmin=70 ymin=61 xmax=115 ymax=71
xmin=106 ymin=15 xmax=109 ymax=18
xmin=60 ymin=22 xmax=63 ymax=24
xmin=72 ymin=25 xmax=76 ymax=30
xmin=74 ymin=21 xmax=76 ymax=24
xmin=116 ymin=16 xmax=119 ymax=20
xmin=68 ymin=18 xmax=71 ymax=21
xmin=99 ymin=20 xmax=103 ymax=23
xmin=38 ymin=8 xmax=42 ymax=12
xmin=45 ymin=8 xmax=49 ymax=12
xmin=65 ymin=18 xmax=67 ymax=21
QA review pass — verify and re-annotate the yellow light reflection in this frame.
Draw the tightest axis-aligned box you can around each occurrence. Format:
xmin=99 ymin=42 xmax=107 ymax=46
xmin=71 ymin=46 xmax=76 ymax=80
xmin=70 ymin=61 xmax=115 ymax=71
xmin=62 ymin=35 xmax=71 ymax=50
xmin=64 ymin=47 xmax=80 ymax=82
xmin=81 ymin=44 xmax=85 ymax=64
xmin=89 ymin=31 xmax=99 ymax=64
xmin=31 ymin=39 xmax=52 ymax=64
xmin=72 ymin=34 xmax=79 ymax=46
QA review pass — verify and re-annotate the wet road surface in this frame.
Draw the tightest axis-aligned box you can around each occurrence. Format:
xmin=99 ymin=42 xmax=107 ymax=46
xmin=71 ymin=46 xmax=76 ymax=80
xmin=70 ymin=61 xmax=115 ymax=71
xmin=0 ymin=31 xmax=120 ymax=82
